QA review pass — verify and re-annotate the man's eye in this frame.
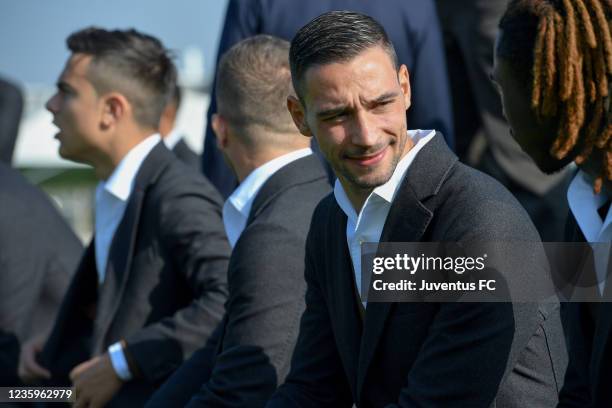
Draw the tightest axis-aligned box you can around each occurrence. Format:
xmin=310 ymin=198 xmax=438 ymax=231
xmin=323 ymin=113 xmax=346 ymax=122
xmin=373 ymin=101 xmax=393 ymax=111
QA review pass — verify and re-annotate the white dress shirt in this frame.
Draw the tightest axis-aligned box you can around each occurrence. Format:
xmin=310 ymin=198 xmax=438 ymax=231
xmin=334 ymin=129 xmax=436 ymax=304
xmin=567 ymin=169 xmax=612 ymax=295
xmin=223 ymin=148 xmax=313 ymax=248
xmin=94 ymin=133 xmax=161 ymax=381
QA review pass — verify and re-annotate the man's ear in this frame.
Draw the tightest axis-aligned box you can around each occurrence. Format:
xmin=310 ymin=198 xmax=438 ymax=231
xmin=211 ymin=113 xmax=228 ymax=149
xmin=398 ymin=64 xmax=411 ymax=111
xmin=100 ymin=92 xmax=129 ymax=130
xmin=158 ymin=103 xmax=177 ymax=137
xmin=287 ymin=95 xmax=312 ymax=136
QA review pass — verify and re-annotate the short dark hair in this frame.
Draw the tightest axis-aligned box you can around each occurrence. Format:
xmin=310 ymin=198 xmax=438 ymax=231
xmin=216 ymin=34 xmax=296 ymax=142
xmin=67 ymin=27 xmax=177 ymax=129
xmin=289 ymin=10 xmax=398 ymax=99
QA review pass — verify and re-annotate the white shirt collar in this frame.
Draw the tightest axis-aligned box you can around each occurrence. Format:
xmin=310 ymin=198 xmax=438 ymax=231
xmin=335 ymin=129 xmax=436 ymax=305
xmin=568 ymin=169 xmax=612 ymax=242
xmin=103 ymin=134 xmax=161 ymax=202
xmin=163 ymin=128 xmax=183 ymax=150
xmin=334 ymin=129 xmax=436 ymax=220
xmin=223 ymin=148 xmax=313 ymax=247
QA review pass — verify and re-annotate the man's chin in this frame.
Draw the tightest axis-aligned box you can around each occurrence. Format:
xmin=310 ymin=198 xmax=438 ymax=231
xmin=57 ymin=145 xmax=78 ymax=163
xmin=344 ymin=171 xmax=393 ymax=191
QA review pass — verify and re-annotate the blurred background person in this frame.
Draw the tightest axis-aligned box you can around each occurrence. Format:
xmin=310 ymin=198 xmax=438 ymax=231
xmin=0 ymin=76 xmax=24 ymax=165
xmin=494 ymin=0 xmax=612 ymax=406
xmin=201 ymin=0 xmax=454 ymax=198
xmin=436 ymin=0 xmax=572 ymax=241
xmin=159 ymin=83 xmax=201 ymax=171
xmin=0 ymin=162 xmax=82 ymax=386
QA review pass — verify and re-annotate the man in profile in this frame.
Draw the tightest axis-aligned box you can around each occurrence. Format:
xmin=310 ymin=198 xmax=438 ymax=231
xmin=267 ymin=11 xmax=566 ymax=407
xmin=18 ymin=27 xmax=230 ymax=407
xmin=147 ymin=34 xmax=330 ymax=408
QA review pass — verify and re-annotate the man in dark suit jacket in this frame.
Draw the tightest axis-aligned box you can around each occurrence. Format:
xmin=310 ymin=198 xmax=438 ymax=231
xmin=146 ymin=34 xmax=331 ymax=408
xmin=202 ymin=0 xmax=453 ymax=198
xmin=159 ymin=83 xmax=200 ymax=171
xmin=17 ymin=27 xmax=230 ymax=407
xmin=0 ymin=76 xmax=23 ymax=165
xmin=0 ymin=163 xmax=82 ymax=386
xmin=267 ymin=11 xmax=566 ymax=407
xmin=493 ymin=2 xmax=612 ymax=406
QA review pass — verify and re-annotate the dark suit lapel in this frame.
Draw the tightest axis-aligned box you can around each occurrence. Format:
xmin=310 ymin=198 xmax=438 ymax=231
xmin=357 ymin=133 xmax=455 ymax=396
xmin=330 ymin=209 xmax=363 ymax=395
xmin=93 ymin=142 xmax=172 ymax=350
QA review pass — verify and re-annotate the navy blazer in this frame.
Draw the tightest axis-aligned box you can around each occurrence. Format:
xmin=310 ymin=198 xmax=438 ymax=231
xmin=202 ymin=0 xmax=453 ymax=198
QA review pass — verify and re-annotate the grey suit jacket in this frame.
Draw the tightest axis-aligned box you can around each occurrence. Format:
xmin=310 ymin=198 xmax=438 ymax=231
xmin=268 ymin=134 xmax=567 ymax=407
xmin=0 ymin=163 xmax=82 ymax=385
xmin=40 ymin=143 xmax=230 ymax=406
xmin=146 ymin=154 xmax=331 ymax=407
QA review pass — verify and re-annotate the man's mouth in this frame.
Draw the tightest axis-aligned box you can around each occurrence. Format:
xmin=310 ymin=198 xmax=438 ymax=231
xmin=52 ymin=121 xmax=61 ymax=138
xmin=345 ymin=146 xmax=387 ymax=166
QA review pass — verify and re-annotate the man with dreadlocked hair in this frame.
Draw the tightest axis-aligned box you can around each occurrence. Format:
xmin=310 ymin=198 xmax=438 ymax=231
xmin=494 ymin=0 xmax=612 ymax=406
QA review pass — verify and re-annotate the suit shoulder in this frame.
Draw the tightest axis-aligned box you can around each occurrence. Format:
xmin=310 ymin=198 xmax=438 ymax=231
xmin=256 ymin=177 xmax=330 ymax=221
xmin=0 ymin=164 xmax=76 ymax=227
xmin=433 ymin=162 xmax=539 ymax=241
xmin=150 ymin=158 xmax=224 ymax=208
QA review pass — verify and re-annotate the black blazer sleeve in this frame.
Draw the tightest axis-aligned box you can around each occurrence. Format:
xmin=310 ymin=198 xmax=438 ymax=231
xmin=124 ymin=179 xmax=230 ymax=382
xmin=183 ymin=220 xmax=307 ymax=407
xmin=267 ymin=229 xmax=353 ymax=408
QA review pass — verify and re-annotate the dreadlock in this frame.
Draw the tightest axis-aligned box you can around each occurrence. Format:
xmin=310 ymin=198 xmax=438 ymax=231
xmin=499 ymin=0 xmax=612 ymax=193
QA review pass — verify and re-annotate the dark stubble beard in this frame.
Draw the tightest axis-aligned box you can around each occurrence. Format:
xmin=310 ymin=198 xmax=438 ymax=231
xmin=337 ymin=136 xmax=406 ymax=192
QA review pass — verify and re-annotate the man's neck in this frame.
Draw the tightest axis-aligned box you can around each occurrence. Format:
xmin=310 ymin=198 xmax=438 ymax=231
xmin=235 ymin=146 xmax=308 ymax=183
xmin=94 ymin=129 xmax=156 ymax=180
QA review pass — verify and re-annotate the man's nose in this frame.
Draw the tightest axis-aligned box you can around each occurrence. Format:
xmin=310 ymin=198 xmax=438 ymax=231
xmin=45 ymin=93 xmax=60 ymax=114
xmin=349 ymin=110 xmax=377 ymax=147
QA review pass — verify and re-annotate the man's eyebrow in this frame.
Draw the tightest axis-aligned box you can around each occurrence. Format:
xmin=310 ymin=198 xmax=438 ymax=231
xmin=56 ymin=80 xmax=73 ymax=92
xmin=369 ymin=91 xmax=399 ymax=104
xmin=315 ymin=105 xmax=349 ymax=119
xmin=362 ymin=91 xmax=400 ymax=109
xmin=315 ymin=91 xmax=400 ymax=118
